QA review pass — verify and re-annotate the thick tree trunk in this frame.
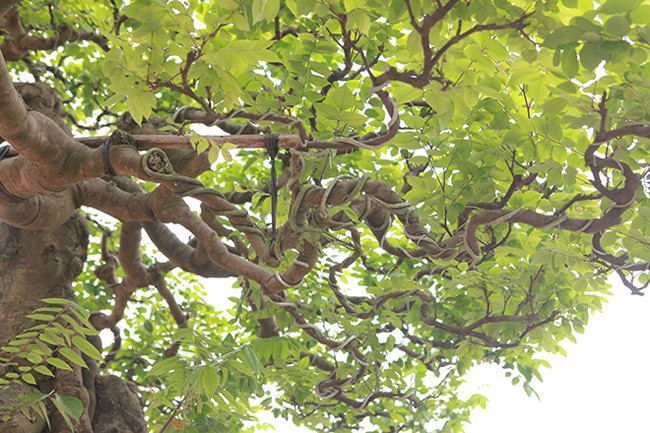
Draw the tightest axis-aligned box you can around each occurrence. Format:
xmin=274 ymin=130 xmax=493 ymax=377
xmin=0 ymin=215 xmax=147 ymax=432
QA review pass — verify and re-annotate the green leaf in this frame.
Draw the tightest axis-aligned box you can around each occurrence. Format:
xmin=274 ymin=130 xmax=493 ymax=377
xmin=26 ymin=313 xmax=55 ymax=322
xmin=599 ymin=0 xmax=644 ymax=15
xmin=46 ymin=357 xmax=73 ymax=371
xmin=252 ymin=0 xmax=280 ymax=23
xmin=242 ymin=345 xmax=262 ymax=376
xmin=39 ymin=330 xmax=65 ymax=346
xmin=344 ymin=0 xmax=366 ymax=10
xmin=221 ymin=142 xmax=237 ymax=162
xmin=54 ymin=394 xmax=84 ymax=421
xmin=20 ymin=391 xmax=51 ymax=404
xmin=208 ymin=145 xmax=220 ymax=164
xmin=147 ymin=356 xmax=183 ymax=377
xmin=229 ymin=359 xmax=256 ymax=378
xmin=348 ymin=9 xmax=371 ymax=34
xmin=561 ymin=48 xmax=579 ymax=78
xmin=604 ymin=15 xmax=630 ymax=37
xmin=191 ymin=136 xmax=210 ymax=154
xmin=26 ymin=352 xmax=43 ymax=364
xmin=214 ymin=40 xmax=281 ymax=73
xmin=328 ymin=86 xmax=355 ymax=111
xmin=22 ymin=373 xmax=37 ymax=385
xmin=630 ymin=5 xmax=650 ymax=23
xmin=286 ymin=0 xmax=316 ymax=16
xmin=34 ymin=365 xmax=54 ymax=377
xmin=543 ymin=26 xmax=583 ymax=48
xmin=125 ymin=90 xmax=156 ymax=125
xmin=200 ymin=367 xmax=220 ymax=395
xmin=40 ymin=298 xmax=71 ymax=305
xmin=579 ymin=44 xmax=602 ymax=70
xmin=71 ymin=336 xmax=102 ymax=361
xmin=58 ymin=347 xmax=88 ymax=369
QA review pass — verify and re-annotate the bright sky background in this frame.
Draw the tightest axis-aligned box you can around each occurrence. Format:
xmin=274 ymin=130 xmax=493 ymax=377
xmin=463 ymin=285 xmax=650 ymax=433
xmin=246 ymin=282 xmax=650 ymax=433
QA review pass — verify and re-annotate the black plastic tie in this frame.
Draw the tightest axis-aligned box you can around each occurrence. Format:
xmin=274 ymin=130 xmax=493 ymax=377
xmin=103 ymin=136 xmax=117 ymax=176
xmin=264 ymin=134 xmax=280 ymax=238
xmin=263 ymin=134 xmax=280 ymax=159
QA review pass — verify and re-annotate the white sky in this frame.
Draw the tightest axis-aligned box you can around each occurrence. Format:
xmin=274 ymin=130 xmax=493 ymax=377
xmin=463 ymin=285 xmax=650 ymax=433
xmin=245 ymin=283 xmax=650 ymax=433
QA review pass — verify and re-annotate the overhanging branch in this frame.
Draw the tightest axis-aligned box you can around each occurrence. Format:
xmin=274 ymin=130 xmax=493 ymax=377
xmin=75 ymin=134 xmax=358 ymax=152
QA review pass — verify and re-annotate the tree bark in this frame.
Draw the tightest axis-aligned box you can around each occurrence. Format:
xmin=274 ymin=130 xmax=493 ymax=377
xmin=0 ymin=82 xmax=148 ymax=432
xmin=0 ymin=215 xmax=147 ymax=432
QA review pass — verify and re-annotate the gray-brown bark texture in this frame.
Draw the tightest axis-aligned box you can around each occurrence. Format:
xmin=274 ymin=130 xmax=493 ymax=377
xmin=0 ymin=82 xmax=147 ymax=432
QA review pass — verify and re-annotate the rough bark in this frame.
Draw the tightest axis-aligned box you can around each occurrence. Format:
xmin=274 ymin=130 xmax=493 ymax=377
xmin=0 ymin=82 xmax=147 ymax=432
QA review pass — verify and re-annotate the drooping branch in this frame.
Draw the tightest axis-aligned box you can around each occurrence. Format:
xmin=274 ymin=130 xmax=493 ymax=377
xmin=0 ymin=5 xmax=109 ymax=61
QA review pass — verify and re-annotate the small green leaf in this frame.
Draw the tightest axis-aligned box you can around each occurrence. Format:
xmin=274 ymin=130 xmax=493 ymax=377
xmin=40 ymin=298 xmax=71 ymax=305
xmin=229 ymin=359 xmax=256 ymax=377
xmin=221 ymin=142 xmax=237 ymax=162
xmin=243 ymin=345 xmax=262 ymax=376
xmin=126 ymin=90 xmax=156 ymax=125
xmin=22 ymin=373 xmax=37 ymax=385
xmin=604 ymin=15 xmax=630 ymax=37
xmin=543 ymin=26 xmax=583 ymax=48
xmin=561 ymin=48 xmax=579 ymax=77
xmin=252 ymin=0 xmax=280 ymax=23
xmin=54 ymin=394 xmax=84 ymax=421
xmin=208 ymin=145 xmax=220 ymax=164
xmin=71 ymin=336 xmax=102 ymax=361
xmin=20 ymin=391 xmax=51 ymax=404
xmin=26 ymin=313 xmax=55 ymax=322
xmin=46 ymin=357 xmax=72 ymax=371
xmin=580 ymin=44 xmax=602 ymax=70
xmin=329 ymin=86 xmax=355 ymax=111
xmin=192 ymin=136 xmax=210 ymax=154
xmin=40 ymin=330 xmax=66 ymax=346
xmin=34 ymin=365 xmax=54 ymax=377
xmin=58 ymin=347 xmax=88 ymax=369
xmin=599 ymin=0 xmax=644 ymax=15
xmin=347 ymin=9 xmax=371 ymax=34
xmin=26 ymin=352 xmax=43 ymax=364
xmin=147 ymin=356 xmax=183 ymax=377
xmin=200 ymin=367 xmax=220 ymax=395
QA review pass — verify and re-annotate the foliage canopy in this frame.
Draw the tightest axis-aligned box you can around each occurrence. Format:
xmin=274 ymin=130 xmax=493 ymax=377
xmin=0 ymin=0 xmax=648 ymax=432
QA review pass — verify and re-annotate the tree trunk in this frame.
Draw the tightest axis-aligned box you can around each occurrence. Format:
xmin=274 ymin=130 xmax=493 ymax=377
xmin=0 ymin=215 xmax=147 ymax=432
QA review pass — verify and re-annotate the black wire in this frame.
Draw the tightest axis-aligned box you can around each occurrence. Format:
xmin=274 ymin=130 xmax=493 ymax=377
xmin=102 ymin=136 xmax=117 ymax=176
xmin=263 ymin=134 xmax=280 ymax=238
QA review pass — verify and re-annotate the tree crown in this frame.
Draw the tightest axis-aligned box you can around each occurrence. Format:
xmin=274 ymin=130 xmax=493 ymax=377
xmin=0 ymin=0 xmax=648 ymax=432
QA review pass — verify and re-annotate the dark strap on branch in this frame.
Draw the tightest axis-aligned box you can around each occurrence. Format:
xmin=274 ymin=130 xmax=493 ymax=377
xmin=264 ymin=134 xmax=280 ymax=238
xmin=103 ymin=136 xmax=117 ymax=176
xmin=0 ymin=144 xmax=24 ymax=203
xmin=0 ymin=144 xmax=11 ymax=160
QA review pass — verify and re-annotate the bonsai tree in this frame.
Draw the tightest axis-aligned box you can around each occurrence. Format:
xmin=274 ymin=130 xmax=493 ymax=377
xmin=0 ymin=0 xmax=648 ymax=432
